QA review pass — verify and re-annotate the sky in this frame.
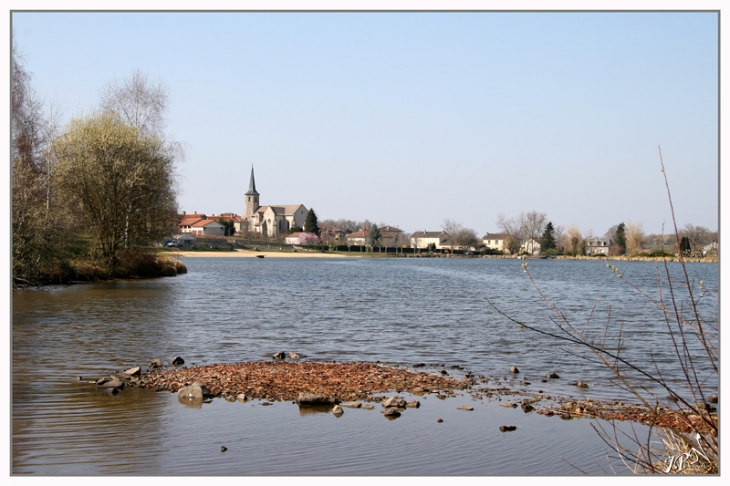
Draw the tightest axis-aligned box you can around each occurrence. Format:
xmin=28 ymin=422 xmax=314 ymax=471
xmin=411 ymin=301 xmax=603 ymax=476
xmin=7 ymin=5 xmax=721 ymax=237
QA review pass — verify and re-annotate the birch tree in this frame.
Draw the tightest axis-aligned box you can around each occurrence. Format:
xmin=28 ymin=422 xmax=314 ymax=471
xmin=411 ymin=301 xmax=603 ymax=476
xmin=12 ymin=45 xmax=68 ymax=284
xmin=100 ymin=69 xmax=169 ymax=137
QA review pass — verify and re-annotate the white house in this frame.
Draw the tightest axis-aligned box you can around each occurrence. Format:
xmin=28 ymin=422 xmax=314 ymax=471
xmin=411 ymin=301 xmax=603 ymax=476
xmin=482 ymin=232 xmax=510 ymax=253
xmin=285 ymin=232 xmax=303 ymax=245
xmin=410 ymin=231 xmax=449 ymax=249
xmin=521 ymin=237 xmax=541 ymax=255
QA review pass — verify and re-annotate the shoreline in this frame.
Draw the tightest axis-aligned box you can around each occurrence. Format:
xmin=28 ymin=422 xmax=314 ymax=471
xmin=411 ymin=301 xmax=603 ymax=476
xmin=166 ymin=249 xmax=717 ymax=262
xmin=171 ymin=249 xmax=362 ymax=258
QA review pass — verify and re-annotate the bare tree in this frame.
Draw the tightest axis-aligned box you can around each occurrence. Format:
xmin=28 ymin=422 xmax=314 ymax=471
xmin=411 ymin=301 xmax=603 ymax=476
xmin=565 ymin=225 xmax=583 ymax=256
xmin=100 ymin=69 xmax=169 ymax=137
xmin=553 ymin=225 xmax=565 ymax=252
xmin=626 ymin=221 xmax=646 ymax=256
xmin=496 ymin=213 xmax=524 ymax=244
xmin=681 ymin=224 xmax=715 ymax=255
xmin=454 ymin=227 xmax=479 ymax=250
xmin=441 ymin=218 xmax=462 ymax=249
xmin=521 ymin=210 xmax=547 ymax=243
xmin=497 ymin=211 xmax=547 ymax=250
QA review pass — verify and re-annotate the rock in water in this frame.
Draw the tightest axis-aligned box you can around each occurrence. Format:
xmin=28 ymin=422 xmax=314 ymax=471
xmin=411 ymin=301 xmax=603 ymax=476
xmin=499 ymin=425 xmax=517 ymax=432
xmin=96 ymin=376 xmax=124 ymax=389
xmin=177 ymin=384 xmax=211 ymax=399
xmin=457 ymin=405 xmax=474 ymax=411
xmin=383 ymin=408 xmax=401 ymax=418
xmin=510 ymin=366 xmax=519 ymax=374
xmin=124 ymin=366 xmax=141 ymax=376
xmin=332 ymin=405 xmax=344 ymax=416
xmin=382 ymin=396 xmax=407 ymax=408
xmin=297 ymin=393 xmax=335 ymax=405
xmin=170 ymin=356 xmax=185 ymax=366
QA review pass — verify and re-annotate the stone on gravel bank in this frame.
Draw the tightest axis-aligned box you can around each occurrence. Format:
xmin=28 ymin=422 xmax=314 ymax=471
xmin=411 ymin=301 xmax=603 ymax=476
xmin=297 ymin=392 xmax=336 ymax=405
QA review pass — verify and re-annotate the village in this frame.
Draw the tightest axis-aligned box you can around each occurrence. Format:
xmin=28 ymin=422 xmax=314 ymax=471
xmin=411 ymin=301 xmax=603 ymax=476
xmin=169 ymin=167 xmax=718 ymax=259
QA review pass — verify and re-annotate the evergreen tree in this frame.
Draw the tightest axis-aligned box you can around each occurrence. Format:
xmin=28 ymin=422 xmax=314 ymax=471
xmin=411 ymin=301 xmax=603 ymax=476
xmin=614 ymin=222 xmax=627 ymax=255
xmin=367 ymin=224 xmax=382 ymax=249
xmin=541 ymin=222 xmax=556 ymax=251
xmin=680 ymin=236 xmax=691 ymax=255
xmin=304 ymin=209 xmax=320 ymax=236
xmin=218 ymin=218 xmax=235 ymax=236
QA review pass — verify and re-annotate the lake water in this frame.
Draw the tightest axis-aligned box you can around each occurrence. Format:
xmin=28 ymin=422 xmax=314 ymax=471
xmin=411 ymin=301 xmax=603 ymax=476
xmin=11 ymin=256 xmax=718 ymax=475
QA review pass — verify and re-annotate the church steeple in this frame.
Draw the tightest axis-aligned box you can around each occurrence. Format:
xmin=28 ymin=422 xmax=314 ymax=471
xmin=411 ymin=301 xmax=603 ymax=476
xmin=245 ymin=165 xmax=260 ymax=218
xmin=246 ymin=165 xmax=259 ymax=196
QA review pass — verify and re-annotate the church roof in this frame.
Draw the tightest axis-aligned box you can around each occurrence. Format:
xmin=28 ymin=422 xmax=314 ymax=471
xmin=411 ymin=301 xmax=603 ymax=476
xmin=259 ymin=204 xmax=305 ymax=216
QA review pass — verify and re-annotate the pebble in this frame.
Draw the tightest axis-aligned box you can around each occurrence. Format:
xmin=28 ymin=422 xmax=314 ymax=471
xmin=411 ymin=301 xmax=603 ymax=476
xmin=221 ymin=446 xmax=227 ymax=452
xmin=437 ymin=418 xmax=443 ymax=423
xmin=499 ymin=425 xmax=517 ymax=432
xmin=457 ymin=405 xmax=474 ymax=411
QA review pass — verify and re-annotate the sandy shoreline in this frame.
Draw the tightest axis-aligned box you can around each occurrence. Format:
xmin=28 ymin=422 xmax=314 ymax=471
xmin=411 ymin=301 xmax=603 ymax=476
xmin=171 ymin=249 xmax=362 ymax=258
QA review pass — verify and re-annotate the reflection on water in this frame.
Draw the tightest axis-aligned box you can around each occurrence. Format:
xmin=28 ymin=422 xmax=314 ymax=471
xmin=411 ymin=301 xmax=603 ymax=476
xmin=12 ymin=257 xmax=717 ymax=474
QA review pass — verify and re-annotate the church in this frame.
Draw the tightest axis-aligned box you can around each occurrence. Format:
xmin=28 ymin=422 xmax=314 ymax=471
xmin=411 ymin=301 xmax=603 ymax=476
xmin=243 ymin=167 xmax=309 ymax=238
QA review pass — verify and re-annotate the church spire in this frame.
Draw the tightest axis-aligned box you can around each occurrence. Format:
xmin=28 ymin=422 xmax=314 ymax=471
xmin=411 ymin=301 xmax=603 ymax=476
xmin=246 ymin=165 xmax=259 ymax=196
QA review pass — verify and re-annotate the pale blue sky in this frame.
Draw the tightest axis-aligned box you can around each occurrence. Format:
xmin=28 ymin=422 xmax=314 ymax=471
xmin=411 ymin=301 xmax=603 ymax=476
xmin=10 ymin=10 xmax=719 ymax=236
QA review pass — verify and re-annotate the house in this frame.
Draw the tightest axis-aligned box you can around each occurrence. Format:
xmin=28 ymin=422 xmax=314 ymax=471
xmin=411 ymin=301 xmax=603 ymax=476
xmin=585 ymin=237 xmax=611 ymax=256
xmin=410 ymin=231 xmax=449 ymax=249
xmin=285 ymin=232 xmax=303 ymax=245
xmin=482 ymin=232 xmax=510 ymax=253
xmin=346 ymin=228 xmax=397 ymax=248
xmin=318 ymin=224 xmax=345 ymax=243
xmin=521 ymin=237 xmax=542 ymax=255
xmin=243 ymin=167 xmax=308 ymax=238
xmin=379 ymin=226 xmax=406 ymax=247
xmin=210 ymin=213 xmax=246 ymax=235
xmin=178 ymin=213 xmax=208 ymax=233
xmin=190 ymin=219 xmax=225 ymax=237
xmin=702 ymin=241 xmax=718 ymax=256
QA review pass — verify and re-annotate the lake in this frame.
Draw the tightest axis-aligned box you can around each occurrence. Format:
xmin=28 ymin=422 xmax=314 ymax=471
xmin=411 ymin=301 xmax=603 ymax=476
xmin=11 ymin=256 xmax=718 ymax=475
